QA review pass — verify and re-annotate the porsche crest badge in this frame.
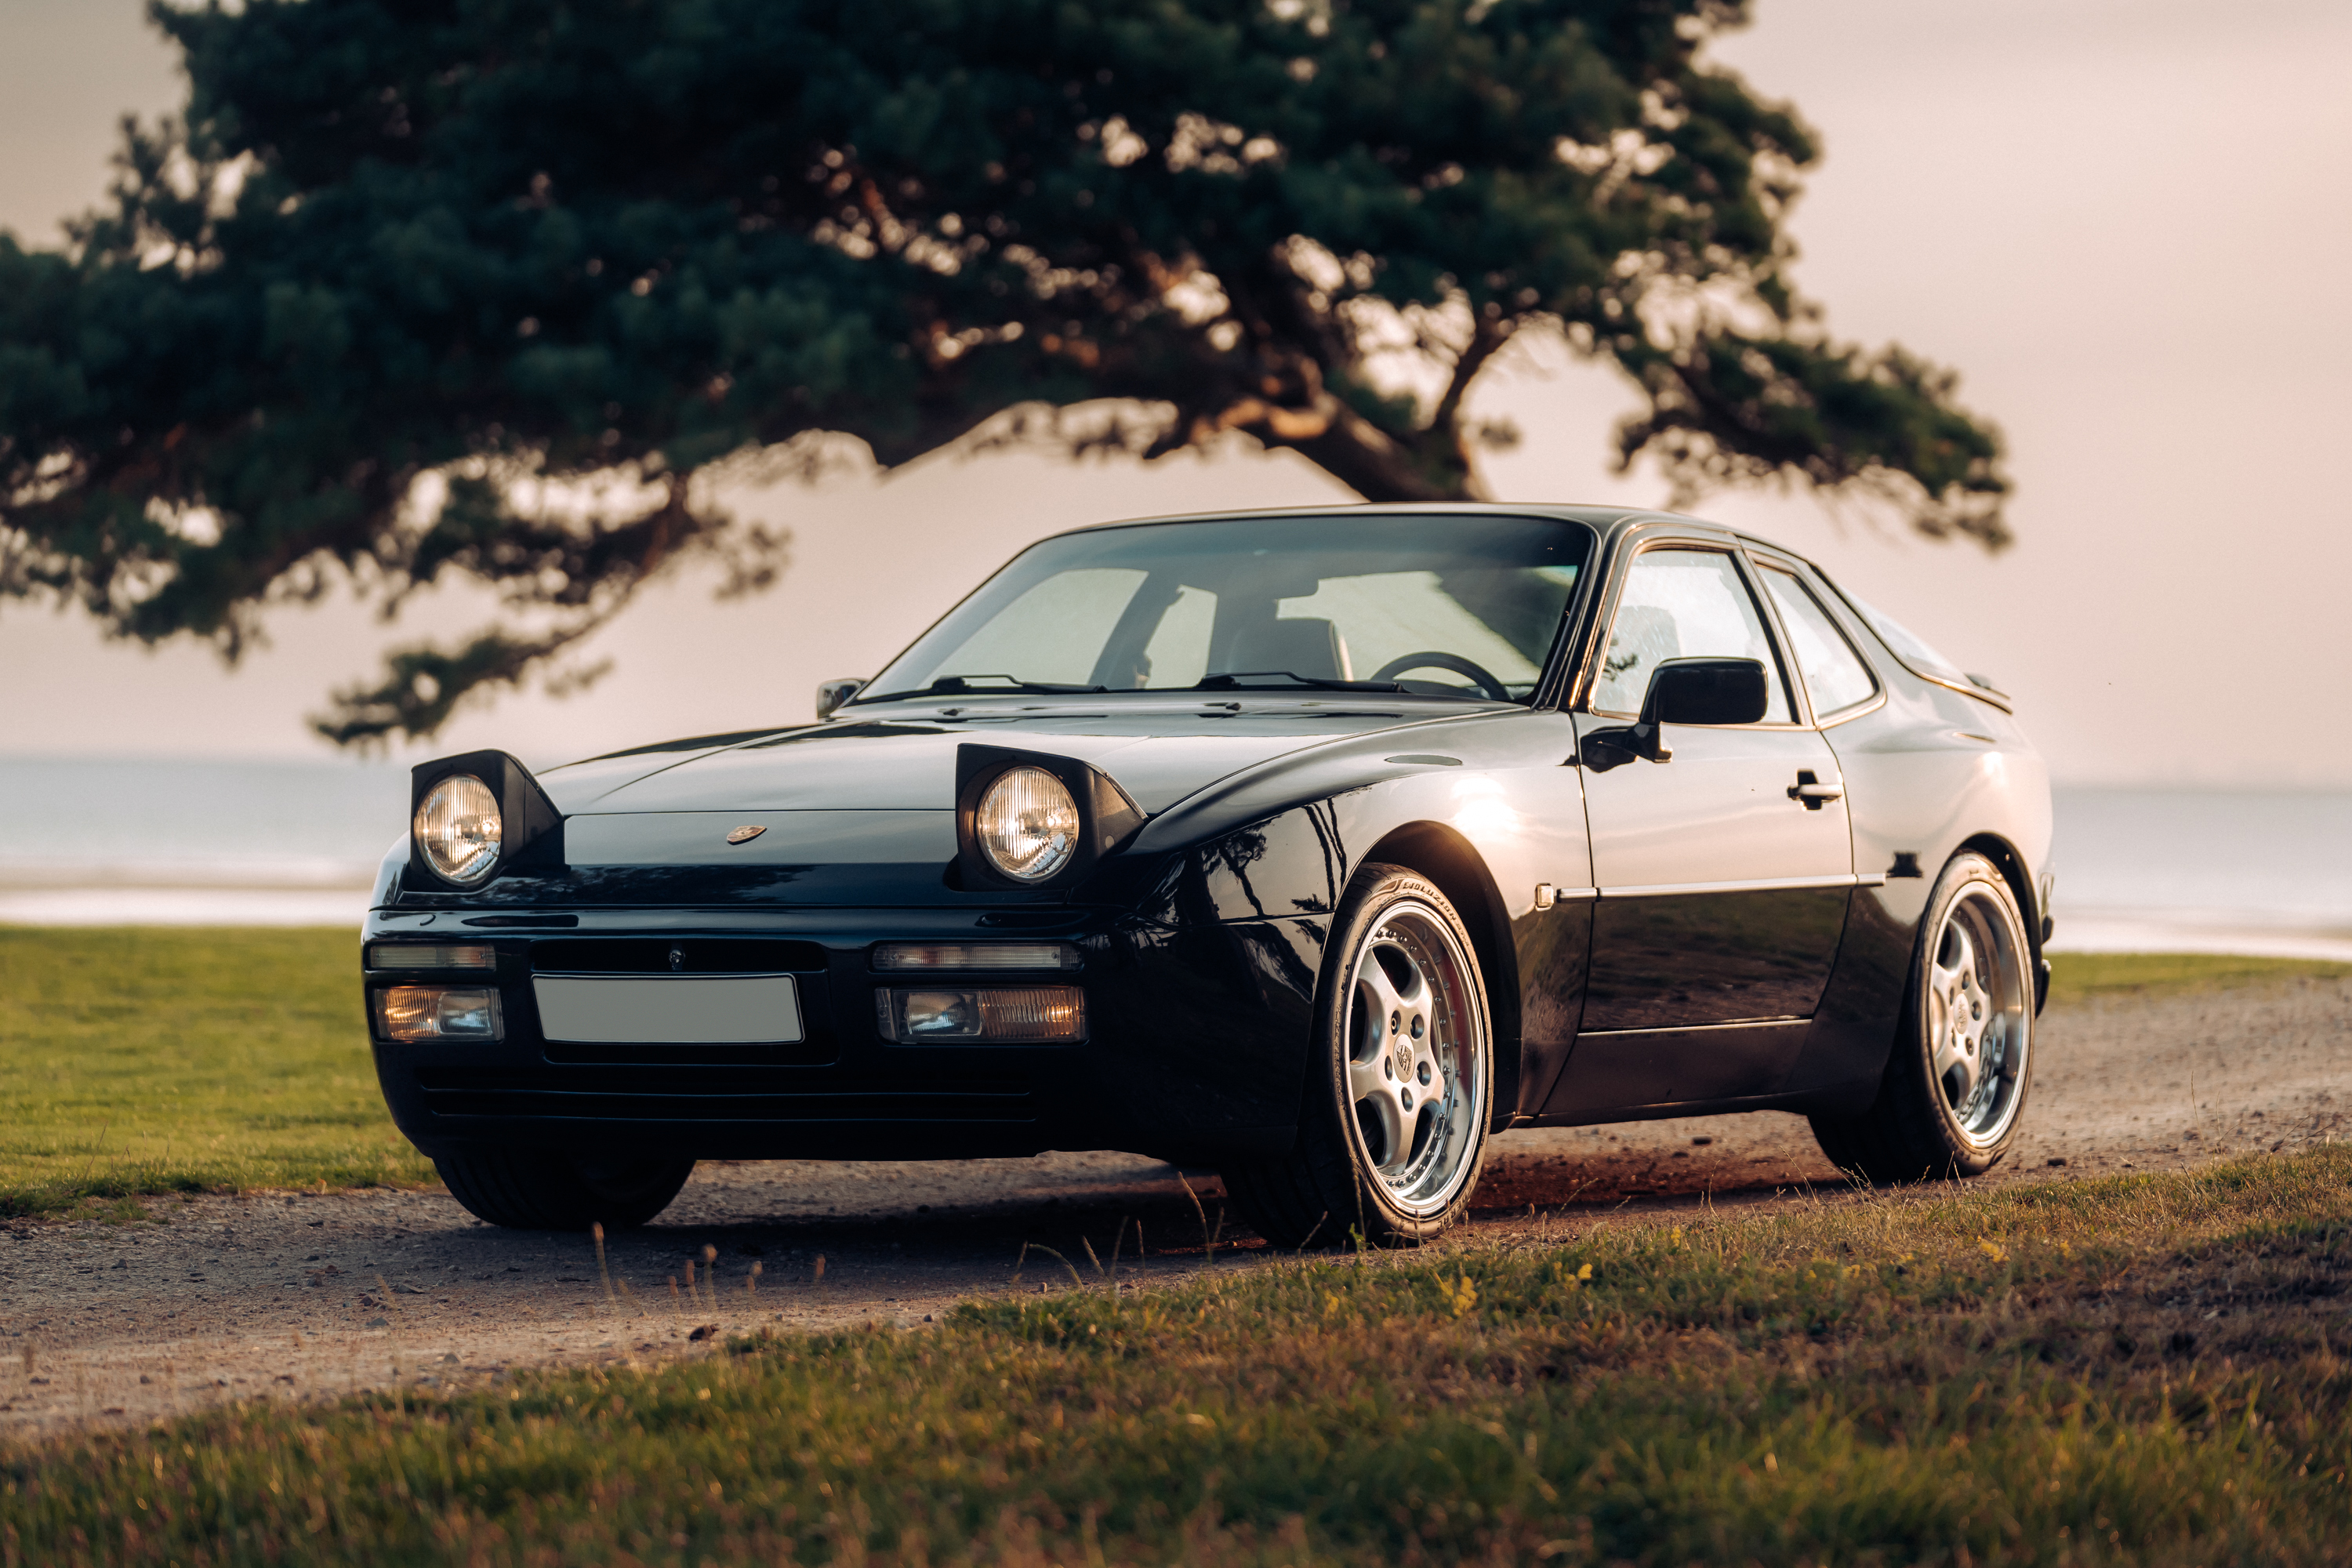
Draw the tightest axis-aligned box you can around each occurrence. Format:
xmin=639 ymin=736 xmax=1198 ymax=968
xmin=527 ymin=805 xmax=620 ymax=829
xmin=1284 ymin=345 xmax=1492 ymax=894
xmin=724 ymin=825 xmax=767 ymax=844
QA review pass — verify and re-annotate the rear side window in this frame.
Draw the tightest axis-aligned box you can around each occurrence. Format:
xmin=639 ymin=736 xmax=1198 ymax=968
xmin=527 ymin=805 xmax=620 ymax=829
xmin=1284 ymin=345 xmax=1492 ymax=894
xmin=1760 ymin=567 xmax=1878 ymax=718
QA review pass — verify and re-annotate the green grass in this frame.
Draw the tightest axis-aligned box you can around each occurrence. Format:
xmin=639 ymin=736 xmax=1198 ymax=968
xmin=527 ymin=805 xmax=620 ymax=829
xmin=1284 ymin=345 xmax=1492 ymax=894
xmin=0 ymin=929 xmax=2343 ymax=1222
xmin=0 ymin=927 xmax=434 ymax=1220
xmin=3 ymin=1149 xmax=2348 ymax=1565
xmin=2043 ymin=951 xmax=2351 ymax=1007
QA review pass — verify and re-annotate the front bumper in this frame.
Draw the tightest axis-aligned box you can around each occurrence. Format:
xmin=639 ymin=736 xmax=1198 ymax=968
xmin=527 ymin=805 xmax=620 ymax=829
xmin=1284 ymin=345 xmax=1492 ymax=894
xmin=361 ymin=904 xmax=1321 ymax=1164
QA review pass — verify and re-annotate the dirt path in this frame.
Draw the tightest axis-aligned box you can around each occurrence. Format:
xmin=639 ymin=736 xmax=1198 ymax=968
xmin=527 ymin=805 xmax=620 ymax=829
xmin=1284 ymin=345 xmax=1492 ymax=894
xmin=3 ymin=975 xmax=2345 ymax=1438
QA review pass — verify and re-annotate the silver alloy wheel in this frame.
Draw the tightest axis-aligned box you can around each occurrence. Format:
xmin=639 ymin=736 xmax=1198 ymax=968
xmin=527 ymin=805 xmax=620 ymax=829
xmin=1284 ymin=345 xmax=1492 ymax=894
xmin=1340 ymin=898 xmax=1487 ymax=1215
xmin=1926 ymin=880 xmax=2032 ymax=1149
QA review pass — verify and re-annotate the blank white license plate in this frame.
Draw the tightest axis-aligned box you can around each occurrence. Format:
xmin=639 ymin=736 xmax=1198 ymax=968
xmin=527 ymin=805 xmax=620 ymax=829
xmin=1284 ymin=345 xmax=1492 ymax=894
xmin=532 ymin=975 xmax=803 ymax=1044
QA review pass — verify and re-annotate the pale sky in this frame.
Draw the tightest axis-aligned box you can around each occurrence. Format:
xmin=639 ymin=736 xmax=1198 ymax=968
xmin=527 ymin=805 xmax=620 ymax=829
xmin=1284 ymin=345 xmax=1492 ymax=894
xmin=3 ymin=0 xmax=2349 ymax=786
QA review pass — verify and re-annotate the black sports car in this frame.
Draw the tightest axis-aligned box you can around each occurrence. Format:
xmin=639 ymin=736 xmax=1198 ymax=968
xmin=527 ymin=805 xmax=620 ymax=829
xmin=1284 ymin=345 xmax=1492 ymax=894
xmin=361 ymin=504 xmax=2053 ymax=1243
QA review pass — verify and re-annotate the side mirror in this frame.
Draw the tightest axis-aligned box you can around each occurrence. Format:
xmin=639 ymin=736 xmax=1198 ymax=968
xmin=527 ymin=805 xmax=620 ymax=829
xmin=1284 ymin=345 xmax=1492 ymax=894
xmin=1579 ymin=657 xmax=1769 ymax=771
xmin=1642 ymin=657 xmax=1770 ymax=729
xmin=815 ymin=677 xmax=866 ymax=719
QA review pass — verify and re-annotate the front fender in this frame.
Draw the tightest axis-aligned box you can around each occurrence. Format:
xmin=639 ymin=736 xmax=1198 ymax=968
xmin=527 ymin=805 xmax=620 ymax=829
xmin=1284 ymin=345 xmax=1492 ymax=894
xmin=1102 ymin=708 xmax=1596 ymax=1127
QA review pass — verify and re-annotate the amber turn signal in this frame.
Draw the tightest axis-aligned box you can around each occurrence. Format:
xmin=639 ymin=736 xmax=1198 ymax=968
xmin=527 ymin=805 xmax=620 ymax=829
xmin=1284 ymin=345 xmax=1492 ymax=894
xmin=875 ymin=985 xmax=1084 ymax=1044
xmin=373 ymin=985 xmax=503 ymax=1042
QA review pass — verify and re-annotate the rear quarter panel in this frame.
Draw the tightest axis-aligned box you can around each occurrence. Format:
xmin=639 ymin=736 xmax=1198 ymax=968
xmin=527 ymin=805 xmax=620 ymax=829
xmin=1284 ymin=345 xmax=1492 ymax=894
xmin=1791 ymin=662 xmax=2052 ymax=1099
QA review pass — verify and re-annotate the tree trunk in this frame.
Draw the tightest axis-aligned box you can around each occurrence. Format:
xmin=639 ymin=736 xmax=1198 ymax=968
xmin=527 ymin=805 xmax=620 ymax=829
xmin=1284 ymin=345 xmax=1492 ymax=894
xmin=1240 ymin=401 xmax=1482 ymax=504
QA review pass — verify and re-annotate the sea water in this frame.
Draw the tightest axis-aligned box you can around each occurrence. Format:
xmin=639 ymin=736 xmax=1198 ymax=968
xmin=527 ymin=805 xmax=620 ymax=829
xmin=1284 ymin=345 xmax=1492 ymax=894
xmin=0 ymin=755 xmax=405 ymax=926
xmin=2044 ymin=788 xmax=2352 ymax=960
xmin=2 ymin=757 xmax=2347 ymax=955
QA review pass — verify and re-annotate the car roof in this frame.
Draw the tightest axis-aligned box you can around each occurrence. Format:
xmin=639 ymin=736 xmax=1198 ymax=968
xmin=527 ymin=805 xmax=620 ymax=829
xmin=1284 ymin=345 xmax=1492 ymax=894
xmin=1047 ymin=501 xmax=1809 ymax=572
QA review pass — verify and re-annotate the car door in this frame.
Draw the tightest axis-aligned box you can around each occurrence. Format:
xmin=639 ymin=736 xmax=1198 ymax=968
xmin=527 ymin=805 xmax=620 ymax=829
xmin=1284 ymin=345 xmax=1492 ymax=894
xmin=1546 ymin=541 xmax=1856 ymax=1113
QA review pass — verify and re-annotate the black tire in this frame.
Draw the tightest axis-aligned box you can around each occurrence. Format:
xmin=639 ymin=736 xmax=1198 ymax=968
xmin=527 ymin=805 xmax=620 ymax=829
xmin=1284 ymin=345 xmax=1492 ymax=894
xmin=1222 ymin=862 xmax=1493 ymax=1247
xmin=1809 ymin=850 xmax=2036 ymax=1184
xmin=434 ymin=1147 xmax=696 ymax=1231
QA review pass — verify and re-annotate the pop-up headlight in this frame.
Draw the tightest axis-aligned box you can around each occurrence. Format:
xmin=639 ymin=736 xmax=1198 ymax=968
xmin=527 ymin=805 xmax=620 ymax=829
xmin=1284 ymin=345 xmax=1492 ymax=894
xmin=405 ymin=750 xmax=564 ymax=890
xmin=413 ymin=775 xmax=502 ymax=884
xmin=953 ymin=745 xmax=1144 ymax=892
xmin=973 ymin=766 xmax=1080 ymax=882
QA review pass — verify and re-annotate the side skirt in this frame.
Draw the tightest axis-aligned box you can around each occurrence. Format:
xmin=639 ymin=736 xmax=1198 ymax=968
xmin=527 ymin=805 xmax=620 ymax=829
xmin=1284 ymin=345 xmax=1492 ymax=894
xmin=1540 ymin=1018 xmax=1810 ymax=1115
xmin=1523 ymin=1077 xmax=1882 ymax=1129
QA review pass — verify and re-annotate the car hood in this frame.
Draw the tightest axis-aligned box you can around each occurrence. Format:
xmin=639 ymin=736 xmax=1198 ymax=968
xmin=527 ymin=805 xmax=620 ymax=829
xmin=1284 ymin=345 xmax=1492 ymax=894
xmin=539 ymin=700 xmax=1458 ymax=818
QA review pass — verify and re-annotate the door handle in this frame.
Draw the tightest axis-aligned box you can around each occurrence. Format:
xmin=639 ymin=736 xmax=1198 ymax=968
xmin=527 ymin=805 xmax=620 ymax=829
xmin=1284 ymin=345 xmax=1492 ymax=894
xmin=1788 ymin=770 xmax=1843 ymax=809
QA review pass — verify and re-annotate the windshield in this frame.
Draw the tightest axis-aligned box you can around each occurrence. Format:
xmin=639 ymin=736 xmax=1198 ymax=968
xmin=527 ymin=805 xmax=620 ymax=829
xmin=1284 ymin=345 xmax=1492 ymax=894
xmin=858 ymin=514 xmax=1592 ymax=706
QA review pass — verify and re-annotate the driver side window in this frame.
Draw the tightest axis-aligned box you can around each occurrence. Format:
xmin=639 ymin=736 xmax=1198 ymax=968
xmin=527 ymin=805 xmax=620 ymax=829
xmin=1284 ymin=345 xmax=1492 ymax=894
xmin=1590 ymin=548 xmax=1793 ymax=722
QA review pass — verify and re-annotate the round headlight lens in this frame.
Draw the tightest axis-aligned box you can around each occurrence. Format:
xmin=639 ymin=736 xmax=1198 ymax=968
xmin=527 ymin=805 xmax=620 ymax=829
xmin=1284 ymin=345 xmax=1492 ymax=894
xmin=414 ymin=774 xmax=503 ymax=884
xmin=975 ymin=766 xmax=1081 ymax=883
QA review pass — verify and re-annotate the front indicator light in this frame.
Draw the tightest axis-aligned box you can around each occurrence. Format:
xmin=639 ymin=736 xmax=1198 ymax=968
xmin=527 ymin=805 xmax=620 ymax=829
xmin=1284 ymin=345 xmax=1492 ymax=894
xmin=374 ymin=985 xmax=504 ymax=1043
xmin=873 ymin=942 xmax=1080 ymax=971
xmin=367 ymin=943 xmax=495 ymax=971
xmin=877 ymin=985 xmax=1085 ymax=1044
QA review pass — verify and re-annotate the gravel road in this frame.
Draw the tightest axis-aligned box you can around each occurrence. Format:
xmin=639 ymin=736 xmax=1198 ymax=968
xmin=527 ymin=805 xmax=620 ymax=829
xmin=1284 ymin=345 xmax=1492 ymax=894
xmin=4 ymin=973 xmax=2344 ymax=1437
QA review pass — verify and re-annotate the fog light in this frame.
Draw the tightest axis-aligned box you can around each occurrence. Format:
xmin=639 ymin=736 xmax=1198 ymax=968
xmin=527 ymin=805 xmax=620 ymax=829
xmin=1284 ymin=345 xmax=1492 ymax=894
xmin=876 ymin=985 xmax=1085 ymax=1044
xmin=367 ymin=943 xmax=495 ymax=971
xmin=895 ymin=989 xmax=982 ymax=1040
xmin=873 ymin=942 xmax=1080 ymax=971
xmin=373 ymin=985 xmax=503 ymax=1042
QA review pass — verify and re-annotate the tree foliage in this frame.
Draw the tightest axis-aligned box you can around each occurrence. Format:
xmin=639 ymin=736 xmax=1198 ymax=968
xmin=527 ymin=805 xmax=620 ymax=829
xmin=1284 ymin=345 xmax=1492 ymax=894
xmin=0 ymin=0 xmax=2009 ymax=746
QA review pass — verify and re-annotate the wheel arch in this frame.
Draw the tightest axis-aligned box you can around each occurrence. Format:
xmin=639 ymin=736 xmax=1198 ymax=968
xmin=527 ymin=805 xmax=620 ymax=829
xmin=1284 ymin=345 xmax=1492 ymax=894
xmin=1954 ymin=831 xmax=2045 ymax=1003
xmin=1357 ymin=819 xmax=1524 ymax=1127
xmin=1785 ymin=830 xmax=2041 ymax=1106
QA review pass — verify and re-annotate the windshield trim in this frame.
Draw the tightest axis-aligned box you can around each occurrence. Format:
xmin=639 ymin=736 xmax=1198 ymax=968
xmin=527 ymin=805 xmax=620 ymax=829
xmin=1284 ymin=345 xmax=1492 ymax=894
xmin=844 ymin=685 xmax=1516 ymax=715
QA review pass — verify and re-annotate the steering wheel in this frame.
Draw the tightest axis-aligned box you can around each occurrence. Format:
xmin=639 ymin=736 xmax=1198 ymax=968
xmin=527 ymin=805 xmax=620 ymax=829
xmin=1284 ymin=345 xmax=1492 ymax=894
xmin=1369 ymin=651 xmax=1512 ymax=702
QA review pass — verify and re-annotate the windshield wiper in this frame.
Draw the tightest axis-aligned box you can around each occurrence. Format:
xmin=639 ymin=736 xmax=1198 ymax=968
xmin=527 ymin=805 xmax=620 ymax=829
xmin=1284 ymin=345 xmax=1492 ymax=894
xmin=1194 ymin=671 xmax=1409 ymax=694
xmin=860 ymin=674 xmax=1109 ymax=702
